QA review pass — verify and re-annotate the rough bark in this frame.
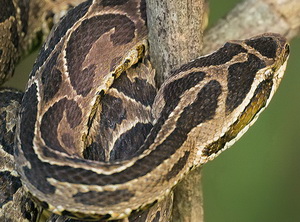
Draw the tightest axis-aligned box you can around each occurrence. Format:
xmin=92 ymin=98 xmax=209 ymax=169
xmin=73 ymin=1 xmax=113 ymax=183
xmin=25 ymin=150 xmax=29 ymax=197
xmin=146 ymin=0 xmax=207 ymax=86
xmin=172 ymin=168 xmax=204 ymax=222
xmin=145 ymin=1 xmax=206 ymax=222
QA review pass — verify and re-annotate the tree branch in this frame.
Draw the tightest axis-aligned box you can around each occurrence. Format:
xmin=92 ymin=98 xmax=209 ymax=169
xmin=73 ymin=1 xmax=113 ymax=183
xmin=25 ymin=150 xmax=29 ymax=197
xmin=146 ymin=0 xmax=207 ymax=85
xmin=146 ymin=1 xmax=206 ymax=222
xmin=203 ymin=0 xmax=300 ymax=54
xmin=172 ymin=168 xmax=204 ymax=222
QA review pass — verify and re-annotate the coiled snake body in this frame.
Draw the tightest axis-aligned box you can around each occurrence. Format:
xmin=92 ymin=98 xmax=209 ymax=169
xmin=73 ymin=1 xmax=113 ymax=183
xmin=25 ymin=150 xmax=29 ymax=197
xmin=0 ymin=0 xmax=290 ymax=221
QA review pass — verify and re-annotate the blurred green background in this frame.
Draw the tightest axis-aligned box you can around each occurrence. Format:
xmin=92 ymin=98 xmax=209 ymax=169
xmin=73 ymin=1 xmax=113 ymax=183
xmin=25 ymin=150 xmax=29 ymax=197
xmin=203 ymin=1 xmax=300 ymax=222
xmin=4 ymin=0 xmax=300 ymax=221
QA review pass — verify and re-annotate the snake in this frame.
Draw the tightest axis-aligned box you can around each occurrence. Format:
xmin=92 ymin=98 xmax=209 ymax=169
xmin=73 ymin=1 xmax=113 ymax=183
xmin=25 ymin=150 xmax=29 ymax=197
xmin=0 ymin=0 xmax=290 ymax=221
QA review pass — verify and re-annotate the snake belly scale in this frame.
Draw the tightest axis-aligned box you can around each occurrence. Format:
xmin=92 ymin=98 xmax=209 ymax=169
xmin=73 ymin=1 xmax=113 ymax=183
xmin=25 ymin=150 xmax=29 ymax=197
xmin=0 ymin=0 xmax=289 ymax=221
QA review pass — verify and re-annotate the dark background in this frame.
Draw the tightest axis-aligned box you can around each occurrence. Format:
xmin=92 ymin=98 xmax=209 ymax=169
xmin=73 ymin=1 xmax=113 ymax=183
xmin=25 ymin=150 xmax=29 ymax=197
xmin=4 ymin=0 xmax=300 ymax=221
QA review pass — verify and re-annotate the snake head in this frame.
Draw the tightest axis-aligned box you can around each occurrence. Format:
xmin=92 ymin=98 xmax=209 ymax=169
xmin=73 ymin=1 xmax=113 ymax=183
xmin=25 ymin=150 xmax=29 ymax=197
xmin=243 ymin=33 xmax=289 ymax=84
xmin=191 ymin=33 xmax=290 ymax=164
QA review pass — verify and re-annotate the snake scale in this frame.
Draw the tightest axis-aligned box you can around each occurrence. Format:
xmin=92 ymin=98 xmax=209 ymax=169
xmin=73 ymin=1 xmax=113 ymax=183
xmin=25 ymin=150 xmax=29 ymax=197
xmin=0 ymin=0 xmax=290 ymax=221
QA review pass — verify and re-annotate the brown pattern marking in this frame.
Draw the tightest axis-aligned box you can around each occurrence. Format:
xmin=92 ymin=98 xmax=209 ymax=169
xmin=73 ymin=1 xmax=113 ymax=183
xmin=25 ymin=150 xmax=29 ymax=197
xmin=15 ymin=77 xmax=220 ymax=197
xmin=142 ymin=71 xmax=206 ymax=151
xmin=84 ymin=61 xmax=156 ymax=163
xmin=19 ymin=84 xmax=39 ymax=160
xmin=109 ymin=123 xmax=153 ymax=162
xmin=139 ymin=0 xmax=147 ymax=24
xmin=18 ymin=84 xmax=57 ymax=194
xmin=204 ymin=78 xmax=273 ymax=156
xmin=113 ymin=72 xmax=157 ymax=107
xmin=83 ymin=142 xmax=106 ymax=162
xmin=110 ymin=56 xmax=123 ymax=72
xmin=159 ymin=71 xmax=206 ymax=119
xmin=75 ymin=79 xmax=222 ymax=186
xmin=41 ymin=51 xmax=62 ymax=102
xmin=165 ymin=151 xmax=190 ymax=181
xmin=18 ymin=77 xmax=220 ymax=192
xmin=102 ymin=0 xmax=130 ymax=6
xmin=66 ymin=14 xmax=136 ymax=96
xmin=61 ymin=133 xmax=76 ymax=151
xmin=73 ymin=189 xmax=134 ymax=207
xmin=225 ymin=54 xmax=266 ymax=113
xmin=99 ymin=94 xmax=127 ymax=130
xmin=59 ymin=211 xmax=111 ymax=221
xmin=29 ymin=0 xmax=92 ymax=78
xmin=40 ymin=98 xmax=82 ymax=153
xmin=172 ymin=43 xmax=247 ymax=75
xmin=245 ymin=36 xmax=278 ymax=59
